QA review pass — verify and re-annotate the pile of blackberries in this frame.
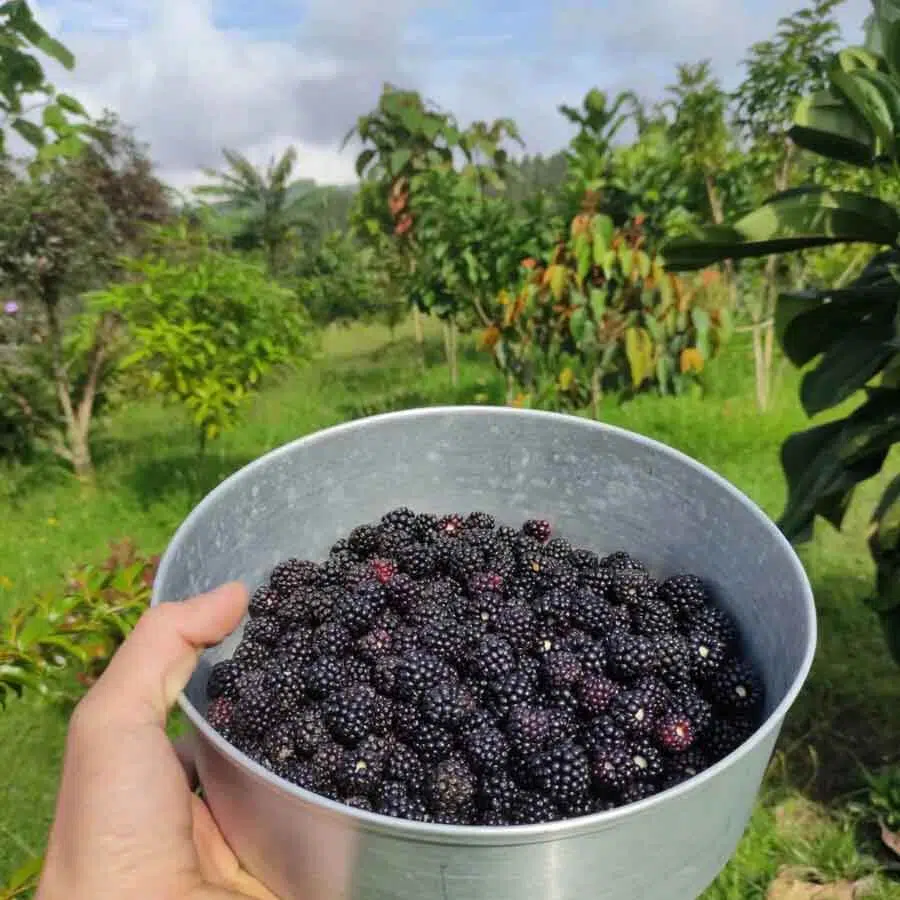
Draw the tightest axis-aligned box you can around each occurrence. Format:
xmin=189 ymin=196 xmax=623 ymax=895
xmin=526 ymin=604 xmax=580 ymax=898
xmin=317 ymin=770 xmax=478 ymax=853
xmin=204 ymin=508 xmax=765 ymax=826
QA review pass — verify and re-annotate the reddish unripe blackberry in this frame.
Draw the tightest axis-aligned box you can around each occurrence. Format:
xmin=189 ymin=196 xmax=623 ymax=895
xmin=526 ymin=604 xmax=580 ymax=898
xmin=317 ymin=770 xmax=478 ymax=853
xmin=485 ymin=670 xmax=536 ymax=720
xmin=660 ymin=573 xmax=709 ymax=617
xmin=656 ymin=712 xmax=694 ymax=751
xmin=393 ymin=650 xmax=452 ymax=702
xmin=578 ymin=674 xmax=621 ymax=717
xmin=206 ymin=697 xmax=234 ymax=734
xmin=540 ymin=650 xmax=583 ymax=692
xmin=249 ymin=585 xmax=280 ymax=617
xmin=323 ymin=685 xmax=376 ymax=747
xmin=271 ymin=558 xmax=320 ymax=596
xmin=464 ymin=726 xmax=510 ymax=773
xmin=311 ymin=620 xmax=353 ymax=657
xmin=467 ymin=635 xmax=517 ymax=681
xmin=466 ymin=511 xmax=496 ymax=530
xmin=206 ymin=659 xmax=243 ymax=701
xmin=685 ymin=629 xmax=728 ymax=680
xmin=420 ymin=682 xmax=476 ymax=730
xmin=357 ymin=627 xmax=393 ymax=663
xmin=708 ymin=660 xmax=764 ymax=714
xmin=605 ymin=632 xmax=657 ymax=680
xmin=437 ymin=513 xmax=464 ymax=536
xmin=610 ymin=689 xmax=658 ymax=737
xmin=396 ymin=542 xmax=437 ymax=578
xmin=428 ymin=758 xmax=476 ymax=812
xmin=611 ymin=568 xmax=659 ymax=607
xmin=348 ymin=525 xmax=380 ymax=557
xmin=522 ymin=519 xmax=552 ymax=542
xmin=512 ymin=790 xmax=560 ymax=825
xmin=525 ymin=742 xmax=590 ymax=810
xmin=600 ymin=551 xmax=647 ymax=573
xmin=368 ymin=558 xmax=396 ymax=585
xmin=303 ymin=655 xmax=345 ymax=700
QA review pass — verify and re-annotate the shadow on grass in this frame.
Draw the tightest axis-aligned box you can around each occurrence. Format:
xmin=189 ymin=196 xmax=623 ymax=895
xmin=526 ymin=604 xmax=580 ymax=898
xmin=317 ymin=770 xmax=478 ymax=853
xmin=777 ymin=570 xmax=900 ymax=804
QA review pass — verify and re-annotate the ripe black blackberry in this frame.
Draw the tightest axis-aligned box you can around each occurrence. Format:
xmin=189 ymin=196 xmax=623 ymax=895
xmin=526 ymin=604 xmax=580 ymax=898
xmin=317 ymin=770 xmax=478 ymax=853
xmin=525 ymin=742 xmax=590 ymax=811
xmin=294 ymin=708 xmax=329 ymax=757
xmin=357 ymin=627 xmax=393 ymax=663
xmin=611 ymin=568 xmax=659 ymax=607
xmin=386 ymin=573 xmax=420 ymax=614
xmin=381 ymin=506 xmax=418 ymax=531
xmin=264 ymin=660 xmax=308 ymax=716
xmin=609 ymin=689 xmax=658 ymax=737
xmin=334 ymin=595 xmax=379 ymax=639
xmin=688 ymin=605 xmax=741 ymax=650
xmin=631 ymin=675 xmax=672 ymax=716
xmin=384 ymin=743 xmax=425 ymax=791
xmin=490 ymin=549 xmax=518 ymax=581
xmin=371 ymin=655 xmax=401 ymax=696
xmin=447 ymin=542 xmax=485 ymax=582
xmin=705 ymin=717 xmax=756 ymax=761
xmin=393 ymin=650 xmax=452 ymax=702
xmin=418 ymin=616 xmax=473 ymax=666
xmin=343 ymin=657 xmax=372 ymax=687
xmin=263 ymin=719 xmax=301 ymax=764
xmin=285 ymin=759 xmax=317 ymax=792
xmin=467 ymin=635 xmax=517 ymax=681
xmin=420 ymin=682 xmax=476 ymax=730
xmin=625 ymin=737 xmax=664 ymax=780
xmin=391 ymin=625 xmax=421 ymax=658
xmin=466 ymin=511 xmax=496 ymax=530
xmin=578 ymin=565 xmax=614 ymax=598
xmin=662 ymin=747 xmax=709 ymax=788
xmin=605 ymin=632 xmax=657 ymax=680
xmin=522 ymin=519 xmax=552 ymax=542
xmin=344 ymin=796 xmax=374 ymax=812
xmin=406 ymin=720 xmax=454 ymax=763
xmin=581 ymin=715 xmax=628 ymax=754
xmin=336 ymin=736 xmax=386 ymax=795
xmin=468 ymin=570 xmax=505 ymax=597
xmin=493 ymin=602 xmax=537 ymax=653
xmin=478 ymin=770 xmax=520 ymax=817
xmin=311 ymin=621 xmax=353 ymax=657
xmin=569 ymin=635 xmax=607 ymax=676
xmin=533 ymin=587 xmax=574 ymax=627
xmin=376 ymin=528 xmax=414 ymax=558
xmin=571 ymin=588 xmax=616 ymax=637
xmin=249 ymin=585 xmax=280 ymax=617
xmin=437 ymin=513 xmax=464 ymax=536
xmin=428 ymin=758 xmax=476 ymax=812
xmin=464 ymin=726 xmax=510 ymax=773
xmin=232 ymin=639 xmax=269 ymax=672
xmin=591 ymin=744 xmax=635 ymax=792
xmin=660 ymin=573 xmax=709 ymax=617
xmin=512 ymin=791 xmax=560 ymax=825
xmin=578 ymin=674 xmax=620 ymax=717
xmin=543 ymin=537 xmax=574 ymax=563
xmin=707 ymin=660 xmax=764 ymax=714
xmin=617 ymin=780 xmax=657 ymax=805
xmin=275 ymin=625 xmax=316 ymax=662
xmin=600 ymin=551 xmax=647 ymax=573
xmin=506 ymin=705 xmax=553 ymax=754
xmin=631 ymin=599 xmax=677 ymax=637
xmin=348 ymin=525 xmax=381 ymax=557
xmin=205 ymin=697 xmax=234 ymax=734
xmin=485 ymin=670 xmax=535 ymax=720
xmin=206 ymin=659 xmax=243 ymax=701
xmin=323 ymin=685 xmax=376 ymax=746
xmin=540 ymin=650 xmax=583 ymax=692
xmin=653 ymin=633 xmax=692 ymax=683
xmin=396 ymin=542 xmax=437 ymax=578
xmin=406 ymin=597 xmax=450 ymax=630
xmin=270 ymin=558 xmax=320 ymax=596
xmin=377 ymin=782 xmax=428 ymax=821
xmin=310 ymin=739 xmax=346 ymax=792
xmin=232 ymin=681 xmax=277 ymax=739
xmin=571 ymin=548 xmax=601 ymax=570
xmin=685 ymin=629 xmax=728 ymax=680
xmin=303 ymin=655 xmax=345 ymax=700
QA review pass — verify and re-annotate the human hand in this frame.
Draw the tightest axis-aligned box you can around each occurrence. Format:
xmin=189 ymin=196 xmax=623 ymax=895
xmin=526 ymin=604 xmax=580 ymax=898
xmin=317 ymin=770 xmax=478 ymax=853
xmin=36 ymin=583 xmax=280 ymax=900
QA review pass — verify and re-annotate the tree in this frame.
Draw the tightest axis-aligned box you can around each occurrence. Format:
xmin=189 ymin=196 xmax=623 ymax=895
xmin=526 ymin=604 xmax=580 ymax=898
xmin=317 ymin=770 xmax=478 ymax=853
xmin=728 ymin=0 xmax=844 ymax=410
xmin=663 ymin=0 xmax=900 ymax=664
xmin=194 ymin=146 xmax=311 ymax=275
xmin=93 ymin=225 xmax=315 ymax=449
xmin=0 ymin=117 xmax=171 ymax=475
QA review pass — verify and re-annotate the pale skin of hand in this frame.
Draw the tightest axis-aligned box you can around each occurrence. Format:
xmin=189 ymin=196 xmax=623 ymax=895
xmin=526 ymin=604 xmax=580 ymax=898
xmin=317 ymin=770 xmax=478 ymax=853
xmin=36 ymin=583 xmax=281 ymax=900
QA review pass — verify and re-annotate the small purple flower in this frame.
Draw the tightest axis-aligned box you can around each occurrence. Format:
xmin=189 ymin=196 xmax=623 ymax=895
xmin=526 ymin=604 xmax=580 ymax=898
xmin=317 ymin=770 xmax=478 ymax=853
xmin=3 ymin=301 xmax=18 ymax=316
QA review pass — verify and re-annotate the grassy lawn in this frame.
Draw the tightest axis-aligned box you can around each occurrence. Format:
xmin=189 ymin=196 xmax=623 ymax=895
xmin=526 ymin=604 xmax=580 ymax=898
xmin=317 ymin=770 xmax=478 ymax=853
xmin=1 ymin=319 xmax=899 ymax=897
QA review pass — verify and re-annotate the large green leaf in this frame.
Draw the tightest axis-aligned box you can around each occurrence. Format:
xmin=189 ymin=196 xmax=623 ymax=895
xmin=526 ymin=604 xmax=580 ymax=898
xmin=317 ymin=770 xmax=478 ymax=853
xmin=778 ymin=387 xmax=900 ymax=541
xmin=790 ymin=89 xmax=876 ymax=166
xmin=664 ymin=188 xmax=900 ymax=271
xmin=868 ymin=474 xmax=900 ymax=618
xmin=831 ymin=67 xmax=900 ymax=154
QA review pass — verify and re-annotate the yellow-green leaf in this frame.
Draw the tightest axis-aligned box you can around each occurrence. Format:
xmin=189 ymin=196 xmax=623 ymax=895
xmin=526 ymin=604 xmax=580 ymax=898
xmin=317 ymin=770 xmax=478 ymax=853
xmin=624 ymin=326 xmax=654 ymax=387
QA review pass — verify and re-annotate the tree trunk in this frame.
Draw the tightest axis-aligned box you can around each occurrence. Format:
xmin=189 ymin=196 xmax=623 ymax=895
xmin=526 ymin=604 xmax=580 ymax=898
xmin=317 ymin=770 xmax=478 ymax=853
xmin=442 ymin=320 xmax=459 ymax=387
xmin=590 ymin=367 xmax=602 ymax=419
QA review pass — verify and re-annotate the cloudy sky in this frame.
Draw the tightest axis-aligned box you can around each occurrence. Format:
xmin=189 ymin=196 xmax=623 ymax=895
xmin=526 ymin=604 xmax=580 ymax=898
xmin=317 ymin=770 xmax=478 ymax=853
xmin=29 ymin=0 xmax=872 ymax=192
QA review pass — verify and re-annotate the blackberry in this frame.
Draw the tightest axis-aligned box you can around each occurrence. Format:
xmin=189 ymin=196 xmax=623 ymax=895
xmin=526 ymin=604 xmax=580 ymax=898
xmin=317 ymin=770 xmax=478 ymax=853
xmin=206 ymin=659 xmax=243 ymax=701
xmin=707 ymin=660 xmax=764 ymax=714
xmin=407 ymin=721 xmax=454 ymax=763
xmin=540 ymin=651 xmax=583 ymax=692
xmin=335 ymin=591 xmax=381 ymax=637
xmin=249 ymin=584 xmax=280 ymax=617
xmin=466 ymin=511 xmax=496 ymax=530
xmin=387 ymin=573 xmax=421 ymax=613
xmin=611 ymin=568 xmax=658 ymax=606
xmin=464 ymin=726 xmax=510 ymax=773
xmin=310 ymin=739 xmax=346 ymax=791
xmin=372 ymin=655 xmax=401 ymax=696
xmin=396 ymin=542 xmax=437 ymax=578
xmin=343 ymin=657 xmax=372 ymax=686
xmin=512 ymin=791 xmax=560 ymax=824
xmin=662 ymin=747 xmax=709 ymax=788
xmin=669 ymin=684 xmax=713 ymax=735
xmin=656 ymin=712 xmax=695 ymax=752
xmin=653 ymin=633 xmax=692 ymax=683
xmin=274 ymin=625 xmax=316 ymax=663
xmin=631 ymin=600 xmax=677 ymax=636
xmin=571 ymin=588 xmax=616 ymax=637
xmin=631 ymin=676 xmax=672 ymax=716
xmin=378 ymin=783 xmax=429 ymax=821
xmin=357 ymin=628 xmax=393 ymax=662
xmin=304 ymin=655 xmax=345 ymax=700
xmin=330 ymin=537 xmax=352 ymax=554
xmin=543 ymin=537 xmax=574 ymax=563
xmin=494 ymin=603 xmax=537 ymax=652
xmin=272 ymin=558 xmax=319 ymax=595
xmin=205 ymin=696 xmax=234 ymax=734
xmin=394 ymin=650 xmax=452 ymax=701
xmin=478 ymin=770 xmax=521 ymax=817
xmin=625 ymin=737 xmax=664 ymax=779
xmin=336 ymin=737 xmax=386 ymax=795
xmin=485 ymin=670 xmax=535 ymax=719
xmin=467 ymin=635 xmax=517 ymax=681
xmin=420 ymin=682 xmax=476 ymax=730
xmin=428 ymin=758 xmax=476 ymax=812
xmin=407 ymin=597 xmax=452 ymax=629
xmin=370 ymin=558 xmax=397 ymax=584
xmin=419 ymin=617 xmax=473 ymax=666
xmin=294 ymin=708 xmax=329 ymax=757
xmin=685 ymin=630 xmax=728 ymax=680
xmin=705 ymin=717 xmax=756 ymax=761
xmin=381 ymin=506 xmax=418 ymax=530
xmin=392 ymin=626 xmax=421 ymax=658
xmin=263 ymin=720 xmax=301 ymax=764
xmin=525 ymin=742 xmax=590 ymax=810
xmin=618 ymin=780 xmax=657 ymax=805
xmin=506 ymin=705 xmax=553 ymax=754
xmin=522 ymin=519 xmax=552 ymax=542
xmin=581 ymin=715 xmax=628 ymax=753
xmin=533 ymin=587 xmax=573 ymax=626
xmin=578 ymin=565 xmax=613 ymax=598
xmin=479 ymin=809 xmax=510 ymax=826
xmin=323 ymin=685 xmax=376 ymax=746
xmin=371 ymin=694 xmax=394 ymax=736
xmin=413 ymin=512 xmax=440 ymax=539
xmin=610 ymin=689 xmax=658 ymax=737
xmin=232 ymin=681 xmax=278 ymax=739
xmin=572 ymin=638 xmax=607 ymax=676
xmin=447 ymin=542 xmax=485 ymax=581
xmin=538 ymin=561 xmax=579 ymax=595
xmin=232 ymin=639 xmax=269 ymax=671
xmin=311 ymin=621 xmax=353 ymax=657
xmin=571 ymin=548 xmax=601 ymax=570
xmin=264 ymin=660 xmax=308 ymax=716
xmin=660 ymin=573 xmax=709 ymax=617
xmin=376 ymin=528 xmax=414 ymax=558
xmin=578 ymin=674 xmax=620 ymax=717
xmin=468 ymin=571 xmax=505 ymax=597
xmin=459 ymin=590 xmax=507 ymax=631
xmin=385 ymin=743 xmax=425 ymax=791
xmin=591 ymin=746 xmax=636 ymax=792
xmin=688 ymin=605 xmax=741 ymax=649
xmin=600 ymin=551 xmax=647 ymax=573
xmin=344 ymin=796 xmax=374 ymax=812
xmin=438 ymin=513 xmax=464 ymax=536
xmin=348 ymin=525 xmax=381 ymax=557
xmin=605 ymin=632 xmax=657 ymax=680
xmin=285 ymin=759 xmax=318 ymax=791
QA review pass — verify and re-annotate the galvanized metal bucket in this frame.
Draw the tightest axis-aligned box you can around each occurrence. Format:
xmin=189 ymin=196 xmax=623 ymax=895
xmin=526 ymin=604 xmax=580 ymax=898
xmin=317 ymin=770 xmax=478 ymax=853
xmin=152 ymin=406 xmax=817 ymax=900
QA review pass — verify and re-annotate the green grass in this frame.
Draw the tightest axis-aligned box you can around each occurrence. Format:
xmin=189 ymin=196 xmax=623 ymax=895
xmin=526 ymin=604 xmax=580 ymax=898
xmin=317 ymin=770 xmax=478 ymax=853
xmin=1 ymin=320 xmax=899 ymax=896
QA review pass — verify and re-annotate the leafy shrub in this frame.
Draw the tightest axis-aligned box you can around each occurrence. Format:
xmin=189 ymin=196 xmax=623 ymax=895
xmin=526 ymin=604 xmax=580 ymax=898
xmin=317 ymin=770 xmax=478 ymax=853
xmin=91 ymin=225 xmax=317 ymax=448
xmin=0 ymin=539 xmax=157 ymax=708
xmin=483 ymin=213 xmax=730 ymax=412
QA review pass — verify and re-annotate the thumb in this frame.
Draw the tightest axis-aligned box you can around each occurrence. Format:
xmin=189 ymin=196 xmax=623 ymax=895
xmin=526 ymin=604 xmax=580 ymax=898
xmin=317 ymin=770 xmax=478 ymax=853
xmin=81 ymin=582 xmax=248 ymax=729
